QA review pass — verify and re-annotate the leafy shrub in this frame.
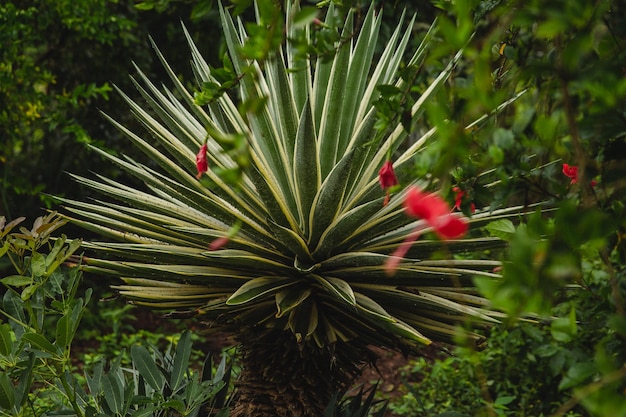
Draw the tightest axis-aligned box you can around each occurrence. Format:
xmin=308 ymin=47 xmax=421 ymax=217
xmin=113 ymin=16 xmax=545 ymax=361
xmin=390 ymin=245 xmax=626 ymax=417
xmin=0 ymin=214 xmax=230 ymax=416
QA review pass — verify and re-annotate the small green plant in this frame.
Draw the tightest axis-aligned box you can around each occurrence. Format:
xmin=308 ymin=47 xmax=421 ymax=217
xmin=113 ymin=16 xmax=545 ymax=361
xmin=325 ymin=384 xmax=388 ymax=417
xmin=0 ymin=214 xmax=230 ymax=416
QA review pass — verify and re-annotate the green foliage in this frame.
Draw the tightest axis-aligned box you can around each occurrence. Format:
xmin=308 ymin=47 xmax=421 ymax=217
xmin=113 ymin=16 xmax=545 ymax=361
xmin=0 ymin=2 xmax=127 ymax=218
xmin=477 ymin=201 xmax=615 ymax=317
xmin=390 ymin=319 xmax=612 ymax=417
xmin=380 ymin=0 xmax=626 ymax=415
xmin=0 ymin=0 xmax=224 ymax=221
xmin=0 ymin=214 xmax=230 ymax=416
xmin=325 ymin=385 xmax=388 ymax=417
xmin=391 ymin=229 xmax=626 ymax=417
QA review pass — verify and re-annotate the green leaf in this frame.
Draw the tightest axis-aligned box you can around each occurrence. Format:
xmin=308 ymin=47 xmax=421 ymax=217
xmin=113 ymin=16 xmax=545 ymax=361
xmin=226 ymin=277 xmax=295 ymax=305
xmin=288 ymin=299 xmax=318 ymax=343
xmin=275 ymin=288 xmax=311 ymax=318
xmin=266 ymin=218 xmax=314 ymax=263
xmin=171 ymin=331 xmax=192 ymax=391
xmin=0 ymin=373 xmax=15 ymax=410
xmin=550 ymin=307 xmax=577 ymax=342
xmin=485 ymin=219 xmax=516 ymax=241
xmin=2 ymin=291 xmax=26 ymax=337
xmin=133 ymin=2 xmax=155 ymax=11
xmin=20 ymin=284 xmax=40 ymax=301
xmin=0 ymin=323 xmax=13 ymax=356
xmin=495 ymin=395 xmax=516 ymax=406
xmin=86 ymin=359 xmax=104 ymax=396
xmin=21 ymin=333 xmax=60 ymax=356
xmin=559 ymin=362 xmax=597 ymax=391
xmin=337 ymin=5 xmax=380 ymax=154
xmin=15 ymin=353 xmax=34 ymax=407
xmin=266 ymin=52 xmax=298 ymax=164
xmin=30 ymin=252 xmax=46 ymax=278
xmin=131 ymin=345 xmax=165 ymax=391
xmin=46 ymin=238 xmax=82 ymax=276
xmin=0 ymin=275 xmax=31 ymax=287
xmin=55 ymin=315 xmax=73 ymax=348
xmin=45 ymin=237 xmax=66 ymax=270
xmin=317 ymin=11 xmax=353 ymax=177
xmin=313 ymin=198 xmax=384 ymax=259
xmin=202 ymin=250 xmax=292 ymax=273
xmin=102 ymin=373 xmax=124 ymax=414
xmin=311 ymin=1 xmax=336 ymax=127
xmin=354 ymin=293 xmax=395 ymax=323
xmin=311 ymin=275 xmax=356 ymax=306
xmin=308 ymin=150 xmax=355 ymax=247
xmin=291 ymin=7 xmax=318 ymax=29
xmin=382 ymin=320 xmax=431 ymax=345
xmin=131 ymin=405 xmax=157 ymax=417
xmin=0 ymin=241 xmax=10 ymax=258
xmin=293 ymin=97 xmax=319 ymax=236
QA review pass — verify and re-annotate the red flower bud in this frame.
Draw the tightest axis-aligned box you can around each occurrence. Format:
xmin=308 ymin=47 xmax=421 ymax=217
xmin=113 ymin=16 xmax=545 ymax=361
xmin=378 ymin=160 xmax=399 ymax=189
xmin=196 ymin=144 xmax=208 ymax=179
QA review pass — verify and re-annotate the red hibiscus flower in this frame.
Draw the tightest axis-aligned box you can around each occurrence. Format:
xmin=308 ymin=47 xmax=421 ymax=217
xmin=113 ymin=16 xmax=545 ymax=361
xmin=379 ymin=160 xmax=399 ymax=205
xmin=385 ymin=186 xmax=468 ymax=275
xmin=562 ymin=163 xmax=597 ymax=187
xmin=562 ymin=163 xmax=578 ymax=184
xmin=196 ymin=144 xmax=208 ymax=179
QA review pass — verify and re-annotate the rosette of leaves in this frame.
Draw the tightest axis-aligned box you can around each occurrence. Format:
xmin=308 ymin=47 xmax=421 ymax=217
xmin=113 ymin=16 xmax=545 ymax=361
xmin=59 ymin=3 xmax=525 ymax=416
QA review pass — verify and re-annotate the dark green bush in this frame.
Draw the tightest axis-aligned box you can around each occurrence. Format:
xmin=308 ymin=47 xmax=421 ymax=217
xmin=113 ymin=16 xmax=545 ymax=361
xmin=390 ymin=247 xmax=626 ymax=417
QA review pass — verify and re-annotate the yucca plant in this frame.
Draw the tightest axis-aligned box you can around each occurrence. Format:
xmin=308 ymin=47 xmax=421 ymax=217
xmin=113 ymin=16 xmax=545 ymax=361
xmin=60 ymin=3 xmax=527 ymax=416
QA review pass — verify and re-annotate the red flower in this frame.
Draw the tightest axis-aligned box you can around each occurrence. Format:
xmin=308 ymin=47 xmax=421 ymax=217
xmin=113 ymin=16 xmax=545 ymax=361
xmin=379 ymin=160 xmax=399 ymax=205
xmin=562 ymin=163 xmax=597 ymax=187
xmin=379 ymin=160 xmax=398 ymax=189
xmin=404 ymin=187 xmax=468 ymax=240
xmin=453 ymin=186 xmax=476 ymax=213
xmin=562 ymin=163 xmax=578 ymax=184
xmin=196 ymin=144 xmax=208 ymax=179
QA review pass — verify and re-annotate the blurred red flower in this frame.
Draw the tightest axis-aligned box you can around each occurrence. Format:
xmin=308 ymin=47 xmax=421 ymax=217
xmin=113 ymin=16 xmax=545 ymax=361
xmin=196 ymin=144 xmax=208 ymax=179
xmin=385 ymin=186 xmax=469 ymax=275
xmin=562 ymin=163 xmax=578 ymax=184
xmin=208 ymin=236 xmax=229 ymax=251
xmin=404 ymin=187 xmax=468 ymax=240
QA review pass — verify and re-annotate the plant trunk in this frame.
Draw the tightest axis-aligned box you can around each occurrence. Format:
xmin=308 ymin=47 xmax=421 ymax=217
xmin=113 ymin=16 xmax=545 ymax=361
xmin=230 ymin=327 xmax=371 ymax=417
